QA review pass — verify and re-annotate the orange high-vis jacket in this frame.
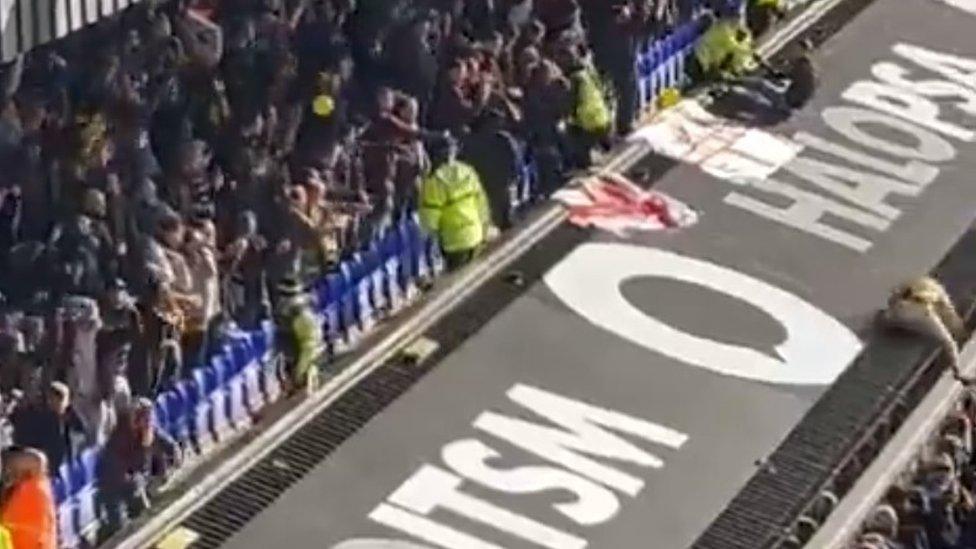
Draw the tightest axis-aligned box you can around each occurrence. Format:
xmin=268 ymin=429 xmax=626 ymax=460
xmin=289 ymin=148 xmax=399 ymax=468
xmin=1 ymin=477 xmax=57 ymax=549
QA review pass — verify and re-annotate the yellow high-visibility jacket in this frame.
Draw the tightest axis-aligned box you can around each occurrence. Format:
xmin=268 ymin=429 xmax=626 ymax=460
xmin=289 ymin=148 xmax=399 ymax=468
xmin=571 ymin=67 xmax=612 ymax=134
xmin=419 ymin=161 xmax=491 ymax=253
xmin=694 ymin=19 xmax=758 ymax=80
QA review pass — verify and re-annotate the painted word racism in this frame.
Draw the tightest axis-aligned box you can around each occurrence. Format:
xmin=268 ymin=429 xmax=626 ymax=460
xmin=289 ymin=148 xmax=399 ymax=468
xmin=333 ymin=384 xmax=688 ymax=549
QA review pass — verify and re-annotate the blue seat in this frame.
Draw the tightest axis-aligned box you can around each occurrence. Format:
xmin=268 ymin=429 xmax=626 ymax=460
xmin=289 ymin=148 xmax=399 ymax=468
xmin=54 ymin=463 xmax=79 ymax=547
xmin=183 ymin=373 xmax=212 ymax=453
xmin=257 ymin=350 xmax=283 ymax=405
xmin=204 ymin=363 xmax=232 ymax=441
xmin=162 ymin=389 xmax=190 ymax=443
xmin=153 ymin=397 xmax=170 ymax=439
xmin=222 ymin=344 xmax=252 ymax=429
xmin=336 ymin=260 xmax=361 ymax=344
xmin=239 ymin=352 xmax=265 ymax=414
xmin=351 ymin=251 xmax=377 ymax=332
xmin=381 ymin=228 xmax=405 ymax=312
xmin=396 ymin=218 xmax=420 ymax=302
xmin=320 ymin=272 xmax=345 ymax=353
xmin=362 ymin=238 xmax=388 ymax=315
xmin=73 ymin=449 xmax=99 ymax=534
xmin=405 ymin=215 xmax=429 ymax=282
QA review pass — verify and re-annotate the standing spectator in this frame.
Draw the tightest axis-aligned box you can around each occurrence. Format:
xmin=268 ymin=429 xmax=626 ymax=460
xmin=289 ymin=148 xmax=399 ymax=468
xmin=1 ymin=447 xmax=57 ymax=549
xmin=183 ymin=222 xmax=220 ymax=366
xmin=10 ymin=382 xmax=85 ymax=473
xmin=97 ymin=279 xmax=141 ymax=410
xmin=96 ymin=398 xmax=179 ymax=535
xmin=221 ymin=210 xmax=269 ymax=329
xmin=419 ymin=136 xmax=495 ymax=270
xmin=60 ymin=296 xmax=111 ymax=445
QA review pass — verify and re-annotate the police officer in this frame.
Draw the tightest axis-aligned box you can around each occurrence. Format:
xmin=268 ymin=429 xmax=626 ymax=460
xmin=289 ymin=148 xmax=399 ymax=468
xmin=419 ymin=136 xmax=496 ymax=271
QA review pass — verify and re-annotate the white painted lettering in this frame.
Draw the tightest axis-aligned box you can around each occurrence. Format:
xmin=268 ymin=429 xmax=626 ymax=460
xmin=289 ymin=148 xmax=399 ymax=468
xmin=783 ymin=155 xmax=920 ymax=219
xmin=934 ymin=0 xmax=976 ymax=15
xmin=544 ymin=244 xmax=863 ymax=384
xmin=369 ymin=504 xmax=502 ymax=549
xmin=441 ymin=439 xmax=621 ymax=526
xmin=893 ymin=43 xmax=976 ymax=92
xmin=387 ymin=465 xmax=587 ymax=549
xmin=793 ymin=131 xmax=939 ymax=187
xmin=474 ymin=384 xmax=687 ymax=496
xmin=822 ymin=106 xmax=956 ymax=161
xmin=332 ymin=538 xmax=436 ymax=549
xmin=842 ymin=80 xmax=974 ymax=141
xmin=725 ymin=177 xmax=880 ymax=251
xmin=872 ymin=62 xmax=976 ymax=119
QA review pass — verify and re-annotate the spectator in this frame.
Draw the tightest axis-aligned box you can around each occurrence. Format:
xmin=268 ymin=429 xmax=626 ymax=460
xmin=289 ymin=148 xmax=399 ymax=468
xmin=419 ymin=136 xmax=495 ymax=270
xmin=60 ymin=296 xmax=111 ymax=445
xmin=96 ymin=398 xmax=178 ymax=535
xmin=1 ymin=447 xmax=57 ymax=549
xmin=10 ymin=382 xmax=85 ymax=473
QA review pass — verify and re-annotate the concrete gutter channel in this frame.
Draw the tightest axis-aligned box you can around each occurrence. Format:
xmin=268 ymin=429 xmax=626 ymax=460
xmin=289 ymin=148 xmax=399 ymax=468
xmin=110 ymin=2 xmax=851 ymax=547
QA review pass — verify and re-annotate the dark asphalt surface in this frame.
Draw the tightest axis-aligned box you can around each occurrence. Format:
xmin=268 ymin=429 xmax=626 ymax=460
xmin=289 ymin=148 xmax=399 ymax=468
xmin=217 ymin=1 xmax=976 ymax=547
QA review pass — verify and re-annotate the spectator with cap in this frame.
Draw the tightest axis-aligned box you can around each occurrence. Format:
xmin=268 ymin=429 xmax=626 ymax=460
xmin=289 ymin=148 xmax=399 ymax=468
xmin=419 ymin=135 xmax=496 ymax=270
xmin=10 ymin=382 xmax=84 ymax=473
xmin=1 ymin=447 xmax=57 ymax=549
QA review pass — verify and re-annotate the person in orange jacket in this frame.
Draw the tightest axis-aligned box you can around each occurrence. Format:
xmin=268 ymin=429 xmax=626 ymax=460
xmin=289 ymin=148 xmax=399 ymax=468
xmin=1 ymin=448 xmax=57 ymax=549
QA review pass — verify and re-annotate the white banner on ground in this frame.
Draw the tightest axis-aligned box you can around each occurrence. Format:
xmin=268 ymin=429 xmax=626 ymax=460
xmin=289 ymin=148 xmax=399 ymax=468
xmin=631 ymin=100 xmax=804 ymax=185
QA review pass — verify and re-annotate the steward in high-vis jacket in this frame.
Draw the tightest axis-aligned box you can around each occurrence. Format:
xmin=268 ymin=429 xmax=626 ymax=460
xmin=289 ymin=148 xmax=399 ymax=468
xmin=276 ymin=279 xmax=323 ymax=395
xmin=419 ymin=137 xmax=494 ymax=271
xmin=567 ymin=61 xmax=613 ymax=169
xmin=689 ymin=12 xmax=759 ymax=83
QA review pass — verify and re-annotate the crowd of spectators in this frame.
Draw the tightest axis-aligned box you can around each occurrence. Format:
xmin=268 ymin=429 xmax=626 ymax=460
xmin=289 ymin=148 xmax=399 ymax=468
xmin=0 ymin=0 xmax=690 ymax=544
xmin=853 ymin=389 xmax=976 ymax=549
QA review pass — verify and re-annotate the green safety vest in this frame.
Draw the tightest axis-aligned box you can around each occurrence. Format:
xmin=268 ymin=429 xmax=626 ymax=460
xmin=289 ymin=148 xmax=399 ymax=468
xmin=419 ymin=161 xmax=491 ymax=253
xmin=571 ymin=67 xmax=612 ymax=134
xmin=291 ymin=307 xmax=323 ymax=384
xmin=694 ymin=19 xmax=758 ymax=80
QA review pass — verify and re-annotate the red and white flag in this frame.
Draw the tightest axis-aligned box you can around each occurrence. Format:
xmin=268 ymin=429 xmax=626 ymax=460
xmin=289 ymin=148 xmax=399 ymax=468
xmin=553 ymin=172 xmax=698 ymax=236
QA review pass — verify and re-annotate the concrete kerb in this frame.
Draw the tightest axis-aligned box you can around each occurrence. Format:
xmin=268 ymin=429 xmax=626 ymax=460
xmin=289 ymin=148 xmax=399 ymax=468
xmin=113 ymin=3 xmax=845 ymax=547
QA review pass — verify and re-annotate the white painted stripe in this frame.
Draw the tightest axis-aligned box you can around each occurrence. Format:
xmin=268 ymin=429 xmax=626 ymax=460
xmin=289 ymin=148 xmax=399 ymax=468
xmin=69 ymin=0 xmax=83 ymax=32
xmin=935 ymin=0 xmax=976 ymax=15
xmin=85 ymin=0 xmax=97 ymax=25
xmin=0 ymin=0 xmax=14 ymax=61
xmin=54 ymin=0 xmax=70 ymax=39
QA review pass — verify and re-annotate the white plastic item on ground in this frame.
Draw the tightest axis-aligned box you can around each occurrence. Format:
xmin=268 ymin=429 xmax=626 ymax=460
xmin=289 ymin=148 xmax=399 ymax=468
xmin=553 ymin=172 xmax=698 ymax=237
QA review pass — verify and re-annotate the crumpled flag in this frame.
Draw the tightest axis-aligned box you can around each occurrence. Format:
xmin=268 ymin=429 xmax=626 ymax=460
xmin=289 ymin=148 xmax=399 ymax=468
xmin=553 ymin=172 xmax=698 ymax=236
